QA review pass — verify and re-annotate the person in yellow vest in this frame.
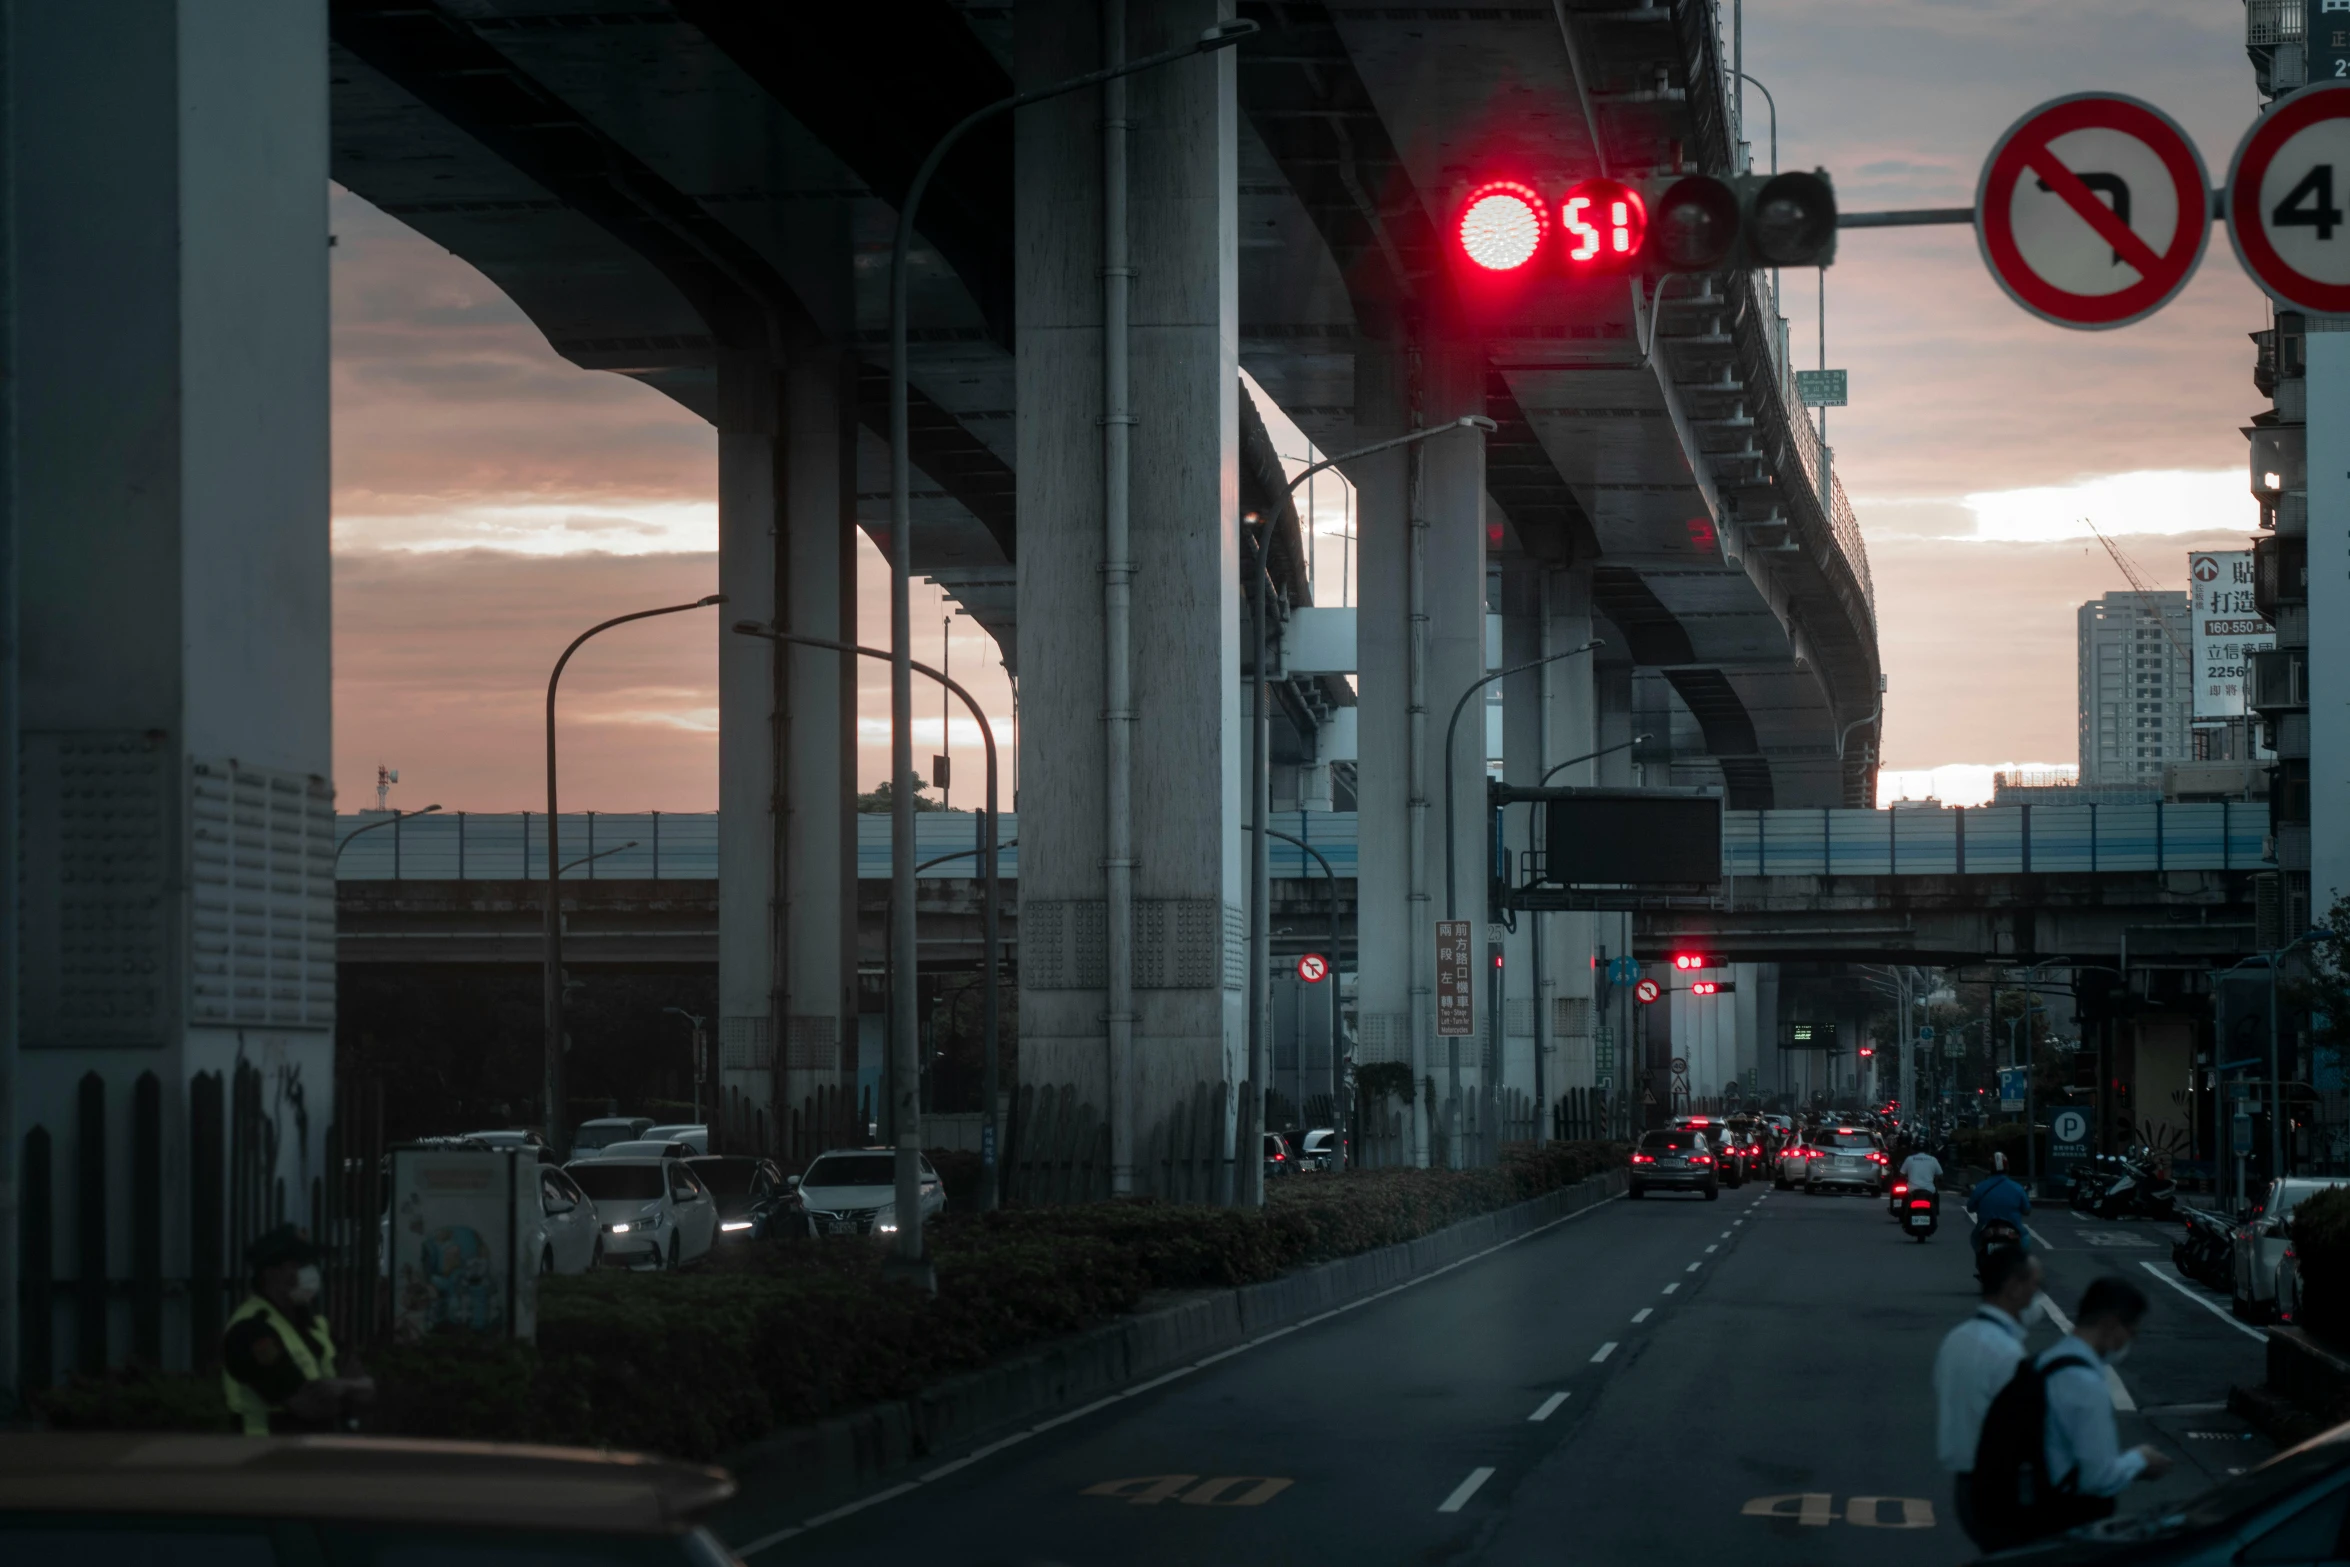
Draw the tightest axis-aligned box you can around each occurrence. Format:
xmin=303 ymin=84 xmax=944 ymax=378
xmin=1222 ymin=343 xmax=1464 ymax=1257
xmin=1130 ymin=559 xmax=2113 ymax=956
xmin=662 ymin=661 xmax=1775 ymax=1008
xmin=221 ymin=1224 xmax=376 ymax=1435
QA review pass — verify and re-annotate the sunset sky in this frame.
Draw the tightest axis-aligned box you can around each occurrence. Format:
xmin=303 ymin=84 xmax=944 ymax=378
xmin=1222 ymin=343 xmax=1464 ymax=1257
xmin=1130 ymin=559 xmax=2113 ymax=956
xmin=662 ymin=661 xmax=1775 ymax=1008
xmin=331 ymin=0 xmax=2270 ymax=816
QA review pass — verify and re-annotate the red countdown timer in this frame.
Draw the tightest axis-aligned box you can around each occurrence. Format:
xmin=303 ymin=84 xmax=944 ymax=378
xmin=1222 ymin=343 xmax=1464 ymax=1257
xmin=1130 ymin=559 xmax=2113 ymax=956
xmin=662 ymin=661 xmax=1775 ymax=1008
xmin=1560 ymin=179 xmax=1645 ymax=271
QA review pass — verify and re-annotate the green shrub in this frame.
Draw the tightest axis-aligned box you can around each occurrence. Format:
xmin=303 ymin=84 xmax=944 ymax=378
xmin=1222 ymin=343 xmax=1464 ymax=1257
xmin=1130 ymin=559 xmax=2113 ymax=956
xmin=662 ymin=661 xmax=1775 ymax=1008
xmin=1946 ymin=1123 xmax=2030 ymax=1177
xmin=2293 ymin=1186 xmax=2350 ymax=1347
xmin=44 ymin=1141 xmax=1621 ymax=1457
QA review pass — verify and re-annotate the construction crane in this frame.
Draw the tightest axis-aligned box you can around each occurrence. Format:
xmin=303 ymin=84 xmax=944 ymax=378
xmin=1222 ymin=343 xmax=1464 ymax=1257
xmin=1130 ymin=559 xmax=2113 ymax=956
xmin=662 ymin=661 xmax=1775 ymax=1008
xmin=2085 ymin=515 xmax=2192 ymax=668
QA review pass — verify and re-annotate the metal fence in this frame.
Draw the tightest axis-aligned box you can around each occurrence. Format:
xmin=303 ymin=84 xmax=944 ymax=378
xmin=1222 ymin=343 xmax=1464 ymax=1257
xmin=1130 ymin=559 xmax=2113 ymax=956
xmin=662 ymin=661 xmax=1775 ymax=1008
xmin=1723 ymin=801 xmax=2267 ymax=877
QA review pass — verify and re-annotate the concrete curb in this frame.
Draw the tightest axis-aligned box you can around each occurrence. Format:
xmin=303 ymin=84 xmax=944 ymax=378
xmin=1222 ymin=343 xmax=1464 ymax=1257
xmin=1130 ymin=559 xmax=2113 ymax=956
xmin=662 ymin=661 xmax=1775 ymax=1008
xmin=2235 ymin=1325 xmax=2350 ymax=1446
xmin=722 ymin=1169 xmax=1628 ymax=1518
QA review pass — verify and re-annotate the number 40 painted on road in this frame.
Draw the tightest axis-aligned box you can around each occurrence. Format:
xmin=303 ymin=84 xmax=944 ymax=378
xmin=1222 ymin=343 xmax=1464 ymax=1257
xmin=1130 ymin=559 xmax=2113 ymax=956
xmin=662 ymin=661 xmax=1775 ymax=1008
xmin=1743 ymin=1493 xmax=1936 ymax=1529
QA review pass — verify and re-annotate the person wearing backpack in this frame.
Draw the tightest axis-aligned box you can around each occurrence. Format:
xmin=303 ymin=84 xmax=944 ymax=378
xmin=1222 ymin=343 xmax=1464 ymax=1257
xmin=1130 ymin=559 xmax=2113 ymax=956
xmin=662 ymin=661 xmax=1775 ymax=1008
xmin=1934 ymin=1243 xmax=2042 ymax=1546
xmin=1970 ymin=1276 xmax=2172 ymax=1548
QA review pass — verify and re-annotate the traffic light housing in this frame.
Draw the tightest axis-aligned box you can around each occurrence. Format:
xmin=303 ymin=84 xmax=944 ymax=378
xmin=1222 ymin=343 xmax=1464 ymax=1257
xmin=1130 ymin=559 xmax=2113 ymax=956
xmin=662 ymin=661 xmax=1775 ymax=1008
xmin=1688 ymin=980 xmax=1737 ymax=996
xmin=1672 ymin=953 xmax=1716 ymax=972
xmin=1449 ymin=169 xmax=1837 ymax=286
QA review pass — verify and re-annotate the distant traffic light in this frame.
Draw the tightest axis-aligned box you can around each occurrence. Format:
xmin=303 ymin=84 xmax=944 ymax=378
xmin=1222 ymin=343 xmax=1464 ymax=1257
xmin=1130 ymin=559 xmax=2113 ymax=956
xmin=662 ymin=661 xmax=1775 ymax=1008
xmin=1858 ymin=1045 xmax=1875 ymax=1058
xmin=1672 ymin=953 xmax=1715 ymax=971
xmin=1690 ymin=980 xmax=1720 ymax=996
xmin=1452 ymin=170 xmax=1837 ymax=285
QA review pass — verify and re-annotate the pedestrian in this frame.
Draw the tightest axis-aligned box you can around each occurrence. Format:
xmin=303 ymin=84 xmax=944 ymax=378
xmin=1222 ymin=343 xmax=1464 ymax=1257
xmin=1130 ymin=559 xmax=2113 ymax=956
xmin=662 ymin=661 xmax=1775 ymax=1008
xmin=221 ymin=1223 xmax=376 ymax=1435
xmin=1933 ymin=1243 xmax=2042 ymax=1547
xmin=1971 ymin=1276 xmax=2171 ymax=1547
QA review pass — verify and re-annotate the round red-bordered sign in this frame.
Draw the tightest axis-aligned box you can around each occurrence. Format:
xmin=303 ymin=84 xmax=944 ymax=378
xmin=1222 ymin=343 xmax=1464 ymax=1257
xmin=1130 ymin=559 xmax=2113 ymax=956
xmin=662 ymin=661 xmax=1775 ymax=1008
xmin=2227 ymin=83 xmax=2350 ymax=315
xmin=1634 ymin=978 xmax=1661 ymax=1005
xmin=1976 ymin=93 xmax=2211 ymax=329
xmin=1296 ymin=952 xmax=1328 ymax=984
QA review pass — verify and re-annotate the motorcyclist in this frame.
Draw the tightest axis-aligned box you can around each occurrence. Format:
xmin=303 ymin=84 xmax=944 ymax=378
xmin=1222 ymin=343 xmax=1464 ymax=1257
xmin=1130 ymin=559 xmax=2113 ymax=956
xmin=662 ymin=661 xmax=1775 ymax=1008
xmin=1900 ymin=1143 xmax=1944 ymax=1196
xmin=1968 ymin=1152 xmax=2033 ymax=1248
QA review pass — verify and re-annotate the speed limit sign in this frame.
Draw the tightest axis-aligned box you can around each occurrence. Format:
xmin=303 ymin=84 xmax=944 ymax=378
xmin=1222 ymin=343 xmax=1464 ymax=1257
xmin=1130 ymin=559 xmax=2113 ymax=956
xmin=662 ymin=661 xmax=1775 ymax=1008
xmin=2227 ymin=83 xmax=2350 ymax=312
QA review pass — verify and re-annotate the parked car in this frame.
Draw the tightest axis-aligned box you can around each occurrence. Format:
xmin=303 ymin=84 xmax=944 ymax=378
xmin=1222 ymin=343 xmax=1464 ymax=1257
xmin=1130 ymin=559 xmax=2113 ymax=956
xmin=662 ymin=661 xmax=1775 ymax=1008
xmin=0 ymin=1432 xmax=740 ymax=1564
xmin=534 ymin=1164 xmax=603 ymax=1274
xmin=1264 ymin=1132 xmax=1294 ymax=1179
xmin=565 ymin=1156 xmax=719 ymax=1269
xmin=641 ymin=1123 xmax=709 ymax=1154
xmin=789 ymin=1148 xmax=946 ymax=1239
xmin=1300 ymin=1128 xmax=1342 ymax=1171
xmin=461 ymin=1128 xmax=550 ymax=1161
xmin=571 ymin=1116 xmax=653 ymax=1153
xmin=572 ymin=1138 xmax=698 ymax=1163
xmin=2235 ymin=1177 xmax=2350 ymax=1321
xmin=1628 ymin=1127 xmax=1721 ymax=1200
xmin=684 ymin=1154 xmax=789 ymax=1241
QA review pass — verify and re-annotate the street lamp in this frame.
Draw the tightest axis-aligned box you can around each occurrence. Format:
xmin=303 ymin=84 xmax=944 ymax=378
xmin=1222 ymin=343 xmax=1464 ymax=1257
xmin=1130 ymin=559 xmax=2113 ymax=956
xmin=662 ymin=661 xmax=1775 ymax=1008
xmin=1537 ymin=735 xmax=1651 ymax=787
xmin=559 ymin=841 xmax=637 ymax=877
xmin=734 ymin=619 xmax=1005 ymax=1259
xmin=1441 ymin=641 xmax=1603 ymax=921
xmin=543 ymin=594 xmax=725 ymax=1160
xmin=335 ymin=803 xmax=442 ymax=868
xmin=662 ymin=1006 xmax=708 ymax=1125
xmin=887 ymin=17 xmax=1257 ymax=1227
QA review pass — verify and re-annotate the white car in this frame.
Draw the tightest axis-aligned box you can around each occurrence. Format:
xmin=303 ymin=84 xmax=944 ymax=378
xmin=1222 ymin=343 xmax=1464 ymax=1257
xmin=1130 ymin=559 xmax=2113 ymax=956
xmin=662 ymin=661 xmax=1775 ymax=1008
xmin=567 ymin=1157 xmax=720 ymax=1269
xmin=571 ymin=1117 xmax=653 ymax=1154
xmin=1300 ymin=1129 xmax=1341 ymax=1171
xmin=641 ymin=1124 xmax=709 ymax=1154
xmin=791 ymin=1148 xmax=946 ymax=1239
xmin=462 ymin=1129 xmax=548 ymax=1157
xmin=2235 ymin=1177 xmax=2350 ymax=1320
xmin=382 ymin=1159 xmax=603 ymax=1277
xmin=573 ymin=1138 xmax=697 ymax=1163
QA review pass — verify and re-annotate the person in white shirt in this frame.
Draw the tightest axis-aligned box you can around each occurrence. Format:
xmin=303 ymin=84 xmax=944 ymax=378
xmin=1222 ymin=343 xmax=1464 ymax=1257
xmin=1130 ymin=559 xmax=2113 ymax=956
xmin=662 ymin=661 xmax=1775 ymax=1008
xmin=2039 ymin=1278 xmax=2171 ymax=1515
xmin=1901 ymin=1146 xmax=1945 ymax=1194
xmin=1934 ymin=1244 xmax=2042 ymax=1546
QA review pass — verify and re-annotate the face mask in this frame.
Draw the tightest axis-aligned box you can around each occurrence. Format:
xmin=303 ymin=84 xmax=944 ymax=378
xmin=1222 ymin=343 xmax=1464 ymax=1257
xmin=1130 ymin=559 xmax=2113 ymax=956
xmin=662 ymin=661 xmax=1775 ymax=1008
xmin=292 ymin=1266 xmax=322 ymax=1303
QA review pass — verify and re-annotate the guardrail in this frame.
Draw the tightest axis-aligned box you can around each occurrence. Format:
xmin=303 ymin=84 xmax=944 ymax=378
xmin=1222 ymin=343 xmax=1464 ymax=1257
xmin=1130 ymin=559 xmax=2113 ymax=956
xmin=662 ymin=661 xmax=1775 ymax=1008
xmin=1724 ymin=801 xmax=2267 ymax=877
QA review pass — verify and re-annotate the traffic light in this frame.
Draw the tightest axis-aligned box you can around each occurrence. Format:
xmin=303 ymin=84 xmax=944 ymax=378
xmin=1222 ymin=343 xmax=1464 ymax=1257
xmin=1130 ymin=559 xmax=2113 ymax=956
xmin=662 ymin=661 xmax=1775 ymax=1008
xmin=1450 ymin=170 xmax=1836 ymax=286
xmin=1858 ymin=1045 xmax=1875 ymax=1059
xmin=1690 ymin=980 xmax=1720 ymax=996
xmin=1672 ymin=953 xmax=1716 ymax=972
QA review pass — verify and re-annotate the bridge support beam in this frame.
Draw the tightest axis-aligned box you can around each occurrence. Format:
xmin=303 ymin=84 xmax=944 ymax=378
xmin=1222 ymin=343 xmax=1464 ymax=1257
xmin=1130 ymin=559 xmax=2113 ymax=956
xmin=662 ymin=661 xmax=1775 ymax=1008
xmin=1539 ymin=566 xmax=1598 ymax=1103
xmin=1014 ymin=0 xmax=1243 ymax=1194
xmin=14 ymin=0 xmax=332 ymax=1378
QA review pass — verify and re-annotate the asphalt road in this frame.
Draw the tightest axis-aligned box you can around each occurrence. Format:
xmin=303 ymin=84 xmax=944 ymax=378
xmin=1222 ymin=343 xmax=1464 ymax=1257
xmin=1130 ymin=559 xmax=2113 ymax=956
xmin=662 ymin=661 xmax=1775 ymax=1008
xmin=720 ymin=1176 xmax=2279 ymax=1567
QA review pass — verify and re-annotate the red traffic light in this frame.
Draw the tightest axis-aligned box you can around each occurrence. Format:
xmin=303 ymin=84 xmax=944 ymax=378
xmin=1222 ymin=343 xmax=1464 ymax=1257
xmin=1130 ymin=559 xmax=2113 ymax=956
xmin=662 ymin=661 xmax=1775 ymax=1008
xmin=1672 ymin=953 xmax=1712 ymax=971
xmin=1858 ymin=1046 xmax=1875 ymax=1058
xmin=1457 ymin=181 xmax=1546 ymax=272
xmin=1560 ymin=178 xmax=1645 ymax=272
xmin=1691 ymin=980 xmax=1720 ymax=996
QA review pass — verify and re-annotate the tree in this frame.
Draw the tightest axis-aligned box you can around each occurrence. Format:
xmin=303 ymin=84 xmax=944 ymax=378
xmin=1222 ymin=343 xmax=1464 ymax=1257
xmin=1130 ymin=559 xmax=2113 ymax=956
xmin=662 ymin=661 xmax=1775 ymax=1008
xmin=856 ymin=774 xmax=945 ymax=814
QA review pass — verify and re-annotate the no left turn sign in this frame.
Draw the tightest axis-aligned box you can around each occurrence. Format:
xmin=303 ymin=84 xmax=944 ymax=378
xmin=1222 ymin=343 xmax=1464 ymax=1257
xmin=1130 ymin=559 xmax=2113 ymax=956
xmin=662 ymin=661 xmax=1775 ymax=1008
xmin=1977 ymin=93 xmax=2212 ymax=329
xmin=1635 ymin=978 xmax=1661 ymax=1005
xmin=2227 ymin=83 xmax=2350 ymax=314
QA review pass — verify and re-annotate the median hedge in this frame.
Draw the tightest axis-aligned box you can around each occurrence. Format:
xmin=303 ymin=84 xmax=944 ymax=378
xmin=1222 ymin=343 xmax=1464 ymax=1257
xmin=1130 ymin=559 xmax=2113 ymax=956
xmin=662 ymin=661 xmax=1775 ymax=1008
xmin=40 ymin=1139 xmax=1623 ymax=1457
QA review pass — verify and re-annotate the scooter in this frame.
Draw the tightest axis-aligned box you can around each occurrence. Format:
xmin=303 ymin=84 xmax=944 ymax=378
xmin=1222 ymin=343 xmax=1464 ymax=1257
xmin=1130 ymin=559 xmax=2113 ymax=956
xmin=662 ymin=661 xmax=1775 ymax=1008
xmin=1902 ymin=1187 xmax=1940 ymax=1241
xmin=1974 ymin=1217 xmax=2022 ymax=1280
xmin=2174 ymin=1205 xmax=2234 ymax=1288
xmin=1887 ymin=1178 xmax=1910 ymax=1219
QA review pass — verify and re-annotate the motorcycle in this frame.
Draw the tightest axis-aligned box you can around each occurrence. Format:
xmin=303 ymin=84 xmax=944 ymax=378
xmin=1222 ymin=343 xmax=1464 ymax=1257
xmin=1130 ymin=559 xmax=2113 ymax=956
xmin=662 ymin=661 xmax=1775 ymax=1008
xmin=1902 ymin=1187 xmax=1940 ymax=1242
xmin=1887 ymin=1178 xmax=1909 ymax=1219
xmin=2174 ymin=1205 xmax=2235 ymax=1290
xmin=2092 ymin=1149 xmax=2178 ymax=1221
xmin=1974 ymin=1217 xmax=2024 ymax=1282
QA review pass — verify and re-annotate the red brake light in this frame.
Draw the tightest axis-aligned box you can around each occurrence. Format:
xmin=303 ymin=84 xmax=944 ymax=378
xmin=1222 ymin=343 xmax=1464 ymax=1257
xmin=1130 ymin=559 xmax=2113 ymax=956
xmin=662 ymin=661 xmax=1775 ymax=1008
xmin=1909 ymin=1197 xmax=1932 ymax=1209
xmin=1692 ymin=1156 xmax=1711 ymax=1166
xmin=1457 ymin=182 xmax=1545 ymax=271
xmin=1632 ymin=1153 xmax=1654 ymax=1163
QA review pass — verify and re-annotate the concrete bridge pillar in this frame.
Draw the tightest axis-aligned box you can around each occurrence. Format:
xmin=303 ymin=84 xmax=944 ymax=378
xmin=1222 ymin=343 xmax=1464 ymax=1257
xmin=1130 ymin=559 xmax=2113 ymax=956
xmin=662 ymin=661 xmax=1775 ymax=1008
xmin=1499 ymin=561 xmax=1541 ymax=1115
xmin=1014 ymin=0 xmax=1243 ymax=1190
xmin=1540 ymin=567 xmax=1598 ymax=1101
xmin=12 ymin=0 xmax=331 ymax=1379
xmin=716 ymin=350 xmax=858 ymax=1155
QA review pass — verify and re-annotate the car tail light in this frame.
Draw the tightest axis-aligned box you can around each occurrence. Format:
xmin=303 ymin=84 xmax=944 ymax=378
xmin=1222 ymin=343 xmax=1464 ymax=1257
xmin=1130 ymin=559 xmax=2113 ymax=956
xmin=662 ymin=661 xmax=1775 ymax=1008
xmin=1631 ymin=1153 xmax=1655 ymax=1164
xmin=1692 ymin=1156 xmax=1712 ymax=1166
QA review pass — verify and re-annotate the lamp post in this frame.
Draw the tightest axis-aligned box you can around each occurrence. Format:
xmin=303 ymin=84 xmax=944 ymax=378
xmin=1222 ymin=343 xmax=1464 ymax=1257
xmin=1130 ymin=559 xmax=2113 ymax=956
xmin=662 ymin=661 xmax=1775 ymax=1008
xmin=559 ymin=841 xmax=637 ymax=877
xmin=1245 ymin=824 xmax=1345 ymax=1167
xmin=335 ymin=803 xmax=441 ymax=867
xmin=1442 ymin=642 xmax=1603 ymax=922
xmin=662 ymin=1006 xmax=708 ymax=1125
xmin=734 ymin=620 xmax=1004 ymax=1253
xmin=544 ymin=595 xmax=725 ymax=1160
xmin=888 ymin=18 xmax=1257 ymax=1229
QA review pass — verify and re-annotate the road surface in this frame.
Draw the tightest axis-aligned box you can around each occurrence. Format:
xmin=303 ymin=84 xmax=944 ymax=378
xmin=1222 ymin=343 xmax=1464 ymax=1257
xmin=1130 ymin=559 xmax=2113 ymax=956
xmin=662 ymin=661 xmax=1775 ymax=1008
xmin=718 ymin=1179 xmax=2275 ymax=1565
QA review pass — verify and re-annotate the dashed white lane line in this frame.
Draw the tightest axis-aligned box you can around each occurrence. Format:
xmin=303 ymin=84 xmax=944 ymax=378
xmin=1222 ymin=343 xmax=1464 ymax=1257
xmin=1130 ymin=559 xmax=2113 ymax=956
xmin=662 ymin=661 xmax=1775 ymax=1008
xmin=1631 ymin=1308 xmax=1653 ymax=1324
xmin=1662 ymin=1282 xmax=1680 ymax=1294
xmin=1591 ymin=1341 xmax=1619 ymax=1363
xmin=1705 ymin=1244 xmax=1719 ymax=1254
xmin=2035 ymin=1292 xmax=2137 ymax=1412
xmin=1438 ymin=1467 xmax=1496 ymax=1513
xmin=731 ymin=1190 xmax=1632 ymax=1557
xmin=2137 ymin=1259 xmax=2268 ymax=1343
xmin=1529 ymin=1392 xmax=1569 ymax=1422
xmin=1733 ymin=1219 xmax=1745 ymax=1226
xmin=1686 ymin=1261 xmax=1703 ymax=1273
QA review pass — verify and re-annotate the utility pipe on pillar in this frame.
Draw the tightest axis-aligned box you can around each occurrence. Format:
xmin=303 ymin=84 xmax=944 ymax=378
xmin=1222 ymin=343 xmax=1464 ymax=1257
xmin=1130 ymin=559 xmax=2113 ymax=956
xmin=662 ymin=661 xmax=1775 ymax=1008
xmin=1103 ymin=0 xmax=1138 ymax=1200
xmin=1245 ymin=515 xmax=1271 ymax=1204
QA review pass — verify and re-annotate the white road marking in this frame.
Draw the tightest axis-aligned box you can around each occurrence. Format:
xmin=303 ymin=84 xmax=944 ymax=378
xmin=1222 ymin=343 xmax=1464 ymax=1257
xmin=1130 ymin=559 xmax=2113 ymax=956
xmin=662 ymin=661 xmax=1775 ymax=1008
xmin=1592 ymin=1341 xmax=1619 ymax=1362
xmin=1720 ymin=1230 xmax=1732 ymax=1238
xmin=2034 ymin=1292 xmax=2137 ymax=1412
xmin=1438 ymin=1467 xmax=1496 ymax=1513
xmin=1631 ymin=1308 xmax=1653 ymax=1324
xmin=2137 ymin=1260 xmax=2268 ymax=1343
xmin=1529 ymin=1392 xmax=1569 ymax=1422
xmin=1705 ymin=1244 xmax=1719 ymax=1254
xmin=1686 ymin=1261 xmax=1702 ymax=1273
xmin=1733 ymin=1219 xmax=1745 ymax=1227
xmin=1663 ymin=1282 xmax=1680 ymax=1294
xmin=733 ymin=1189 xmax=1630 ymax=1555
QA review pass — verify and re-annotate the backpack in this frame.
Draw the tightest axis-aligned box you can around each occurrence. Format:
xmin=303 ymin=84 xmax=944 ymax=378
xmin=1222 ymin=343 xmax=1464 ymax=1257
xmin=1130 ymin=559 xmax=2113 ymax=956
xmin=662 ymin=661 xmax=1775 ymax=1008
xmin=1969 ymin=1353 xmax=2118 ymax=1548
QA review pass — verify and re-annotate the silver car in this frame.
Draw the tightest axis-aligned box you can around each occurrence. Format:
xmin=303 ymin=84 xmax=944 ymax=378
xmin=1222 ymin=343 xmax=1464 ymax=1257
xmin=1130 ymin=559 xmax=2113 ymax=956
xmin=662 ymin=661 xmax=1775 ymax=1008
xmin=1803 ymin=1127 xmax=1885 ymax=1194
xmin=2234 ymin=1176 xmax=2350 ymax=1320
xmin=790 ymin=1148 xmax=947 ymax=1239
